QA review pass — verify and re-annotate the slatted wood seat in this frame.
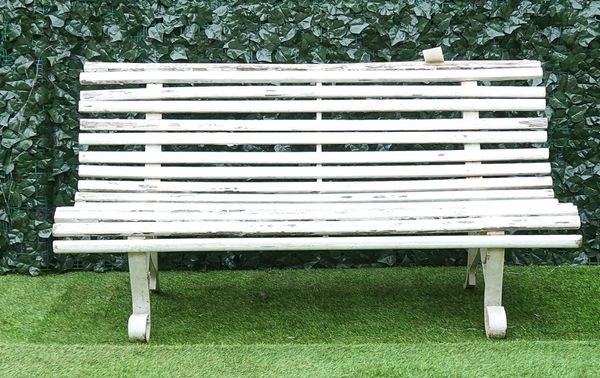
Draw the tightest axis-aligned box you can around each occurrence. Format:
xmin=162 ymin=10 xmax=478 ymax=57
xmin=52 ymin=57 xmax=581 ymax=342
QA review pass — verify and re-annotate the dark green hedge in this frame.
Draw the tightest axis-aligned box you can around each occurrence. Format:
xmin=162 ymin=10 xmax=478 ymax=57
xmin=1 ymin=0 xmax=598 ymax=274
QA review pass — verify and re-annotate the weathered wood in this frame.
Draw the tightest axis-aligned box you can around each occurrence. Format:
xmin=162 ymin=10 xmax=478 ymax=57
xmin=84 ymin=60 xmax=542 ymax=72
xmin=462 ymin=81 xmax=483 ymax=291
xmin=127 ymin=250 xmax=151 ymax=342
xmin=77 ymin=177 xmax=553 ymax=194
xmin=77 ymin=163 xmax=551 ymax=180
xmin=464 ymin=247 xmax=481 ymax=289
xmin=78 ymin=131 xmax=547 ymax=145
xmin=52 ymin=215 xmax=581 ymax=237
xmin=79 ymin=98 xmax=546 ymax=113
xmin=79 ymin=148 xmax=548 ymax=165
xmin=53 ymin=234 xmax=583 ymax=254
xmin=70 ymin=198 xmax=561 ymax=211
xmin=80 ymin=67 xmax=543 ymax=84
xmin=423 ymin=47 xmax=445 ymax=63
xmin=80 ymin=85 xmax=545 ymax=101
xmin=74 ymin=189 xmax=556 ymax=203
xmin=79 ymin=118 xmax=548 ymax=132
xmin=481 ymin=231 xmax=507 ymax=338
xmin=54 ymin=203 xmax=578 ymax=223
xmin=149 ymin=252 xmax=159 ymax=293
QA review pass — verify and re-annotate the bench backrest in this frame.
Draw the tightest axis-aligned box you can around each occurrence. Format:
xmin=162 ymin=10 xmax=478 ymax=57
xmin=76 ymin=61 xmax=551 ymax=202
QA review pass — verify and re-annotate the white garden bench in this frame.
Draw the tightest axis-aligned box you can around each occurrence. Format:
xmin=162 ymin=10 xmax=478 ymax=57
xmin=52 ymin=52 xmax=581 ymax=342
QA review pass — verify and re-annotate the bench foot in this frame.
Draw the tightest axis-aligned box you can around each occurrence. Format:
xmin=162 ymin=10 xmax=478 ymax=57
xmin=128 ymin=313 xmax=150 ymax=342
xmin=484 ymin=306 xmax=507 ymax=338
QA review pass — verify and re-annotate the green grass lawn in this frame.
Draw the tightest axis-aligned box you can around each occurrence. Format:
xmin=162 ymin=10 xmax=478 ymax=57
xmin=0 ymin=266 xmax=599 ymax=377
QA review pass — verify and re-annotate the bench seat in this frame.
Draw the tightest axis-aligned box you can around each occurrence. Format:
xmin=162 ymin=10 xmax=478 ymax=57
xmin=54 ymin=197 xmax=579 ymax=239
xmin=52 ymin=58 xmax=581 ymax=341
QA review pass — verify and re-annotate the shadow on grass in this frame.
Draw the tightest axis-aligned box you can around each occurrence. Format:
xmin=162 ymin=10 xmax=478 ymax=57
xmin=17 ymin=266 xmax=600 ymax=345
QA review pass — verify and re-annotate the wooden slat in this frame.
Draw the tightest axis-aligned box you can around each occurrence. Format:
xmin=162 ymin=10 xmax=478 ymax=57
xmin=52 ymin=215 xmax=581 ymax=237
xmin=74 ymin=189 xmax=555 ymax=203
xmin=78 ymin=131 xmax=547 ymax=145
xmin=79 ymin=99 xmax=546 ymax=113
xmin=71 ymin=199 xmax=560 ymax=211
xmin=77 ymin=163 xmax=551 ymax=180
xmin=78 ymin=148 xmax=549 ymax=165
xmin=84 ymin=61 xmax=542 ymax=72
xmin=79 ymin=118 xmax=548 ymax=132
xmin=52 ymin=234 xmax=581 ymax=254
xmin=80 ymin=68 xmax=543 ymax=84
xmin=60 ymin=200 xmax=564 ymax=215
xmin=80 ymin=85 xmax=545 ymax=101
xmin=77 ymin=177 xmax=553 ymax=194
xmin=54 ymin=203 xmax=578 ymax=223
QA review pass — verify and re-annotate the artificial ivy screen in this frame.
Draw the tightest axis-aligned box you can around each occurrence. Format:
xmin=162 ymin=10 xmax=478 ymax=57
xmin=0 ymin=0 xmax=598 ymax=274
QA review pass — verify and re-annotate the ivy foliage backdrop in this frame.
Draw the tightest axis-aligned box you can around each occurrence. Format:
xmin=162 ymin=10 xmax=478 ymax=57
xmin=0 ymin=0 xmax=598 ymax=274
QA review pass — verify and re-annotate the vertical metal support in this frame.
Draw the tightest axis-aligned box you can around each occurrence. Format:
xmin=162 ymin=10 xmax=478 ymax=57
xmin=145 ymin=83 xmax=161 ymax=292
xmin=315 ymin=82 xmax=327 ymax=239
xmin=481 ymin=231 xmax=507 ymax=338
xmin=149 ymin=252 xmax=160 ymax=292
xmin=464 ymin=247 xmax=480 ymax=289
xmin=462 ymin=81 xmax=482 ymax=288
xmin=128 ymin=251 xmax=151 ymax=341
xmin=315 ymin=82 xmax=323 ymax=184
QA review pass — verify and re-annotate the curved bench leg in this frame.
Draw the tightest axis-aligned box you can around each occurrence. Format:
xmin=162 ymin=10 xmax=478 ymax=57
xmin=464 ymin=248 xmax=480 ymax=289
xmin=128 ymin=252 xmax=151 ymax=342
xmin=481 ymin=244 xmax=507 ymax=338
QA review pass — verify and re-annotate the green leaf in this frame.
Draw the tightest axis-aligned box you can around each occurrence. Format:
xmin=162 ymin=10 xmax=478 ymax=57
xmin=280 ymin=26 xmax=297 ymax=42
xmin=182 ymin=24 xmax=198 ymax=43
xmin=66 ymin=21 xmax=92 ymax=38
xmin=543 ymin=27 xmax=561 ymax=43
xmin=256 ymin=49 xmax=272 ymax=62
xmin=48 ymin=15 xmax=64 ymax=28
xmin=105 ymin=25 xmax=123 ymax=42
xmin=148 ymin=24 xmax=165 ymax=42
xmin=8 ymin=24 xmax=21 ymax=40
xmin=298 ymin=16 xmax=312 ymax=30
xmin=38 ymin=229 xmax=52 ymax=238
xmin=214 ymin=5 xmax=228 ymax=17
xmin=170 ymin=45 xmax=188 ymax=61
xmin=349 ymin=21 xmax=368 ymax=34
xmin=390 ymin=29 xmax=406 ymax=46
xmin=204 ymin=24 xmax=223 ymax=40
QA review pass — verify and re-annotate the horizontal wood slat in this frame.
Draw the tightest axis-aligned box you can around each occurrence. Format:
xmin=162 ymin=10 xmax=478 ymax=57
xmin=80 ymin=67 xmax=543 ymax=84
xmin=71 ymin=199 xmax=561 ymax=211
xmin=77 ymin=177 xmax=554 ymax=194
xmin=79 ymin=118 xmax=548 ymax=132
xmin=53 ymin=234 xmax=583 ymax=254
xmin=77 ymin=163 xmax=551 ymax=180
xmin=54 ymin=203 xmax=578 ymax=223
xmin=79 ymin=148 xmax=549 ymax=165
xmin=79 ymin=131 xmax=547 ymax=145
xmin=79 ymin=99 xmax=546 ymax=113
xmin=74 ymin=189 xmax=555 ymax=203
xmin=84 ymin=61 xmax=542 ymax=72
xmin=80 ymin=85 xmax=546 ymax=101
xmin=52 ymin=215 xmax=581 ymax=237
